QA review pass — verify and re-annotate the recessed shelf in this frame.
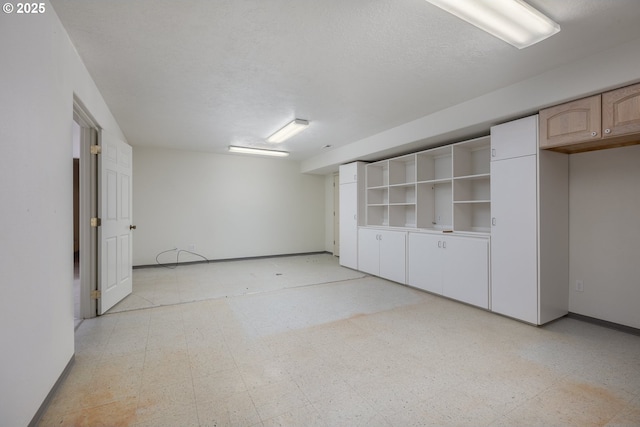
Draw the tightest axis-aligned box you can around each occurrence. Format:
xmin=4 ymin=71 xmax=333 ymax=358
xmin=365 ymin=135 xmax=490 ymax=233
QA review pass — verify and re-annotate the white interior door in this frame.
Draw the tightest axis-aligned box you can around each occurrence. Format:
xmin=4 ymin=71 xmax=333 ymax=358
xmin=98 ymin=130 xmax=133 ymax=314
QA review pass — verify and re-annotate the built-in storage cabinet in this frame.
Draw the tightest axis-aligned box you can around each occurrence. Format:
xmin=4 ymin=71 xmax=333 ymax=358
xmin=540 ymin=82 xmax=640 ymax=153
xmin=539 ymin=95 xmax=602 ymax=149
xmin=407 ymin=232 xmax=489 ymax=309
xmin=602 ymin=83 xmax=640 ymax=138
xmin=357 ymin=228 xmax=406 ymax=284
xmin=366 ymin=136 xmax=491 ymax=232
xmin=491 ymin=115 xmax=569 ymax=325
xmin=339 ymin=162 xmax=365 ymax=270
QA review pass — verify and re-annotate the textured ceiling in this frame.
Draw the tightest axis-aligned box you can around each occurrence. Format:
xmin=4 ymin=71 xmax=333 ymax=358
xmin=51 ymin=0 xmax=640 ymax=162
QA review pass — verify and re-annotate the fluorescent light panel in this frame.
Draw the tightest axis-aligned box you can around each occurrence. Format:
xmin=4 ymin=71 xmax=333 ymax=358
xmin=425 ymin=0 xmax=560 ymax=49
xmin=267 ymin=119 xmax=309 ymax=143
xmin=228 ymin=145 xmax=289 ymax=157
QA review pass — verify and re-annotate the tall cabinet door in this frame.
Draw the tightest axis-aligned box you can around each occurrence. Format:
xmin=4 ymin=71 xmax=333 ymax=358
xmin=491 ymin=155 xmax=538 ymax=324
xmin=339 ymin=182 xmax=358 ymax=269
xmin=378 ymin=230 xmax=406 ymax=284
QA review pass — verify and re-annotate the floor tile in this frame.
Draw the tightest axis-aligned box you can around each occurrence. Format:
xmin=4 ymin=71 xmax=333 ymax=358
xmin=41 ymin=254 xmax=640 ymax=427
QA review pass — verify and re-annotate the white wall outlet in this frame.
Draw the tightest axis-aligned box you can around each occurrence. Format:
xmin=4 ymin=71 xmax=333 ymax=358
xmin=188 ymin=244 xmax=195 ymax=251
xmin=575 ymin=280 xmax=584 ymax=292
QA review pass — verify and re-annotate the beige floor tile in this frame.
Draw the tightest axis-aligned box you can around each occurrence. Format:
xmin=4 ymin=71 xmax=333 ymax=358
xmin=261 ymin=404 xmax=326 ymax=427
xmin=136 ymin=379 xmax=196 ymax=425
xmin=196 ymin=391 xmax=261 ymax=427
xmin=311 ymin=389 xmax=390 ymax=427
xmin=249 ymin=378 xmax=310 ymax=421
xmin=39 ymin=255 xmax=640 ymax=427
xmin=192 ymin=368 xmax=248 ymax=405
xmin=141 ymin=349 xmax=192 ymax=387
xmin=39 ymin=396 xmax=138 ymax=427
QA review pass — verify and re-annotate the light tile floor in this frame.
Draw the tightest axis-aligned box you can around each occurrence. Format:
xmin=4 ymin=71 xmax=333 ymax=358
xmin=40 ymin=254 xmax=640 ymax=426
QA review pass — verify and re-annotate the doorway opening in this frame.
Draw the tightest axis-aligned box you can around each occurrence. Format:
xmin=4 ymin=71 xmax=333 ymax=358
xmin=73 ymin=97 xmax=99 ymax=322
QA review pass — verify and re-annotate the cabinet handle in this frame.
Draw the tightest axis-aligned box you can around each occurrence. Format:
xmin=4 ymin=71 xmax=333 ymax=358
xmin=354 ymin=174 xmax=357 ymax=181
xmin=604 ymin=128 xmax=611 ymax=134
xmin=438 ymin=241 xmax=442 ymax=248
xmin=591 ymin=131 xmax=598 ymax=137
xmin=443 ymin=241 xmax=446 ymax=249
xmin=492 ymin=217 xmax=496 ymax=226
xmin=379 ymin=234 xmax=382 ymax=241
xmin=491 ymin=148 xmax=496 ymax=157
xmin=354 ymin=214 xmax=357 ymax=220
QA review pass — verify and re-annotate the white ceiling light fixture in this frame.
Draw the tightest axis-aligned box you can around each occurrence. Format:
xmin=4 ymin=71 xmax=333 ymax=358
xmin=267 ymin=119 xmax=310 ymax=143
xmin=228 ymin=145 xmax=289 ymax=157
xmin=425 ymin=0 xmax=560 ymax=49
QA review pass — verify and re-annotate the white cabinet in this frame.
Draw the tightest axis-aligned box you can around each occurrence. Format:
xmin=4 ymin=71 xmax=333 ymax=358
xmin=358 ymin=228 xmax=406 ymax=284
xmin=339 ymin=162 xmax=365 ymax=269
xmin=490 ymin=115 xmax=537 ymax=161
xmin=490 ymin=155 xmax=538 ymax=323
xmin=408 ymin=233 xmax=489 ymax=309
xmin=490 ymin=115 xmax=569 ymax=325
xmin=339 ymin=162 xmax=361 ymax=185
xmin=407 ymin=233 xmax=442 ymax=294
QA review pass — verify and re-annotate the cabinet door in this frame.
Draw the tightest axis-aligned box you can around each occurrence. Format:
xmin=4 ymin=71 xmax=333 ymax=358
xmin=602 ymin=83 xmax=640 ymax=138
xmin=378 ymin=230 xmax=406 ymax=284
xmin=407 ymin=233 xmax=443 ymax=294
xmin=490 ymin=115 xmax=539 ymax=161
xmin=491 ymin=155 xmax=538 ymax=324
xmin=539 ymin=95 xmax=601 ymax=149
xmin=339 ymin=182 xmax=358 ymax=269
xmin=357 ymin=228 xmax=380 ymax=276
xmin=339 ymin=162 xmax=359 ymax=185
xmin=442 ymin=236 xmax=489 ymax=309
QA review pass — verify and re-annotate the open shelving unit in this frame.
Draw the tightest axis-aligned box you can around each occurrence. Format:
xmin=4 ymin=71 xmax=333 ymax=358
xmin=365 ymin=136 xmax=491 ymax=234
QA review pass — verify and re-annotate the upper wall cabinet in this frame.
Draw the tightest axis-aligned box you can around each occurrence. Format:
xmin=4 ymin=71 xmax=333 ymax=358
xmin=539 ymin=82 xmax=640 ymax=153
xmin=602 ymin=83 xmax=640 ymax=138
xmin=539 ymin=95 xmax=601 ymax=149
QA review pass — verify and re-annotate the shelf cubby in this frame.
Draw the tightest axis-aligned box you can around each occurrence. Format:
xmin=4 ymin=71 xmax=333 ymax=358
xmin=366 ymin=161 xmax=389 ymax=188
xmin=367 ymin=187 xmax=389 ymax=205
xmin=453 ymin=202 xmax=491 ymax=233
xmin=453 ymin=136 xmax=491 ymax=178
xmin=453 ymin=175 xmax=490 ymax=202
xmin=389 ymin=155 xmax=416 ymax=185
xmin=416 ymin=146 xmax=452 ymax=182
xmin=389 ymin=205 xmax=417 ymax=228
xmin=389 ymin=184 xmax=416 ymax=204
xmin=367 ymin=205 xmax=389 ymax=227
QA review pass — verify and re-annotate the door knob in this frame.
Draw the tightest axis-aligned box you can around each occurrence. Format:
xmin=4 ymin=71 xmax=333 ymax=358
xmin=130 ymin=225 xmax=137 ymax=230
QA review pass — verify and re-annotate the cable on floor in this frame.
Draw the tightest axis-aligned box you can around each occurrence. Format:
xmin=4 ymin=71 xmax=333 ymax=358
xmin=155 ymin=248 xmax=210 ymax=269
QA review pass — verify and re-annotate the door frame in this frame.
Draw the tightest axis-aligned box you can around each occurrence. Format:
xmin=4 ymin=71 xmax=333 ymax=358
xmin=73 ymin=96 xmax=99 ymax=319
xmin=333 ymin=173 xmax=339 ymax=256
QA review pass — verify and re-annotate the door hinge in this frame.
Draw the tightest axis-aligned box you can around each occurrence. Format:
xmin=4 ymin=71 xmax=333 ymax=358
xmin=90 ymin=217 xmax=102 ymax=227
xmin=90 ymin=145 xmax=102 ymax=155
xmin=91 ymin=290 xmax=101 ymax=300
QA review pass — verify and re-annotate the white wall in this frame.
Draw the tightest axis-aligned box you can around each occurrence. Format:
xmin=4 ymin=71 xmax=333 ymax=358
xmin=132 ymin=147 xmax=326 ymax=265
xmin=569 ymin=144 xmax=640 ymax=329
xmin=0 ymin=3 xmax=127 ymax=425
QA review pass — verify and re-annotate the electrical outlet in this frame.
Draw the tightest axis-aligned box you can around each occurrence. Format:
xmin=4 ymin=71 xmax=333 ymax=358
xmin=188 ymin=244 xmax=195 ymax=251
xmin=575 ymin=280 xmax=584 ymax=292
